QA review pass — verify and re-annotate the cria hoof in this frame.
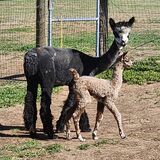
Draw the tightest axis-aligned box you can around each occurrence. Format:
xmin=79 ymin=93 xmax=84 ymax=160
xmin=120 ymin=133 xmax=126 ymax=139
xmin=79 ymin=138 xmax=86 ymax=142
xmin=92 ymin=133 xmax=98 ymax=140
xmin=78 ymin=135 xmax=86 ymax=142
xmin=66 ymin=134 xmax=72 ymax=140
xmin=93 ymin=136 xmax=99 ymax=140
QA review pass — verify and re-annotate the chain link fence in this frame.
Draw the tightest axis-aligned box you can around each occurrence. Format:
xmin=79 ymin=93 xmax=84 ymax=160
xmin=0 ymin=0 xmax=160 ymax=80
xmin=0 ymin=0 xmax=36 ymax=80
xmin=50 ymin=0 xmax=98 ymax=54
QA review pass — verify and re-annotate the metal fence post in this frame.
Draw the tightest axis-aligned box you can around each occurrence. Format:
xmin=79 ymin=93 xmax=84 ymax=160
xmin=96 ymin=0 xmax=100 ymax=57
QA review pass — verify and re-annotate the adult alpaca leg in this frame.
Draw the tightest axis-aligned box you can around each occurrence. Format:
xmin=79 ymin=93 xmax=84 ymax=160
xmin=79 ymin=110 xmax=91 ymax=132
xmin=40 ymin=87 xmax=53 ymax=138
xmin=38 ymin=52 xmax=55 ymax=139
xmin=23 ymin=76 xmax=38 ymax=137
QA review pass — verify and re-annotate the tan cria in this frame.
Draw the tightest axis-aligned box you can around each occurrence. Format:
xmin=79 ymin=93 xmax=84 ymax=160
xmin=66 ymin=52 xmax=132 ymax=141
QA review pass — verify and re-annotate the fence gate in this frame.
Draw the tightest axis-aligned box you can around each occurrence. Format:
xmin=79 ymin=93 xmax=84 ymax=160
xmin=48 ymin=0 xmax=100 ymax=57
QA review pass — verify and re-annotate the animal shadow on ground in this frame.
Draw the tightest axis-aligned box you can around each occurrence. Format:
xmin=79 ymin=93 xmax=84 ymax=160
xmin=0 ymin=123 xmax=58 ymax=140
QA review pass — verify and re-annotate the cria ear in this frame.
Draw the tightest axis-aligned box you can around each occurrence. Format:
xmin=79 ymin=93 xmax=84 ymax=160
xmin=128 ymin=17 xmax=135 ymax=27
xmin=109 ymin=18 xmax=116 ymax=30
xmin=123 ymin=51 xmax=128 ymax=57
xmin=119 ymin=51 xmax=128 ymax=62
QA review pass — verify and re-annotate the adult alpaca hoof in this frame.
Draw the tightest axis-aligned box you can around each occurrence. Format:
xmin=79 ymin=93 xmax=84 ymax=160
xmin=56 ymin=120 xmax=65 ymax=133
xmin=44 ymin=127 xmax=54 ymax=139
xmin=29 ymin=128 xmax=37 ymax=138
xmin=47 ymin=133 xmax=58 ymax=139
xmin=80 ymin=126 xmax=92 ymax=132
xmin=44 ymin=130 xmax=54 ymax=139
xmin=47 ymin=132 xmax=54 ymax=139
xmin=80 ymin=128 xmax=92 ymax=132
xmin=24 ymin=121 xmax=31 ymax=131
xmin=29 ymin=132 xmax=37 ymax=138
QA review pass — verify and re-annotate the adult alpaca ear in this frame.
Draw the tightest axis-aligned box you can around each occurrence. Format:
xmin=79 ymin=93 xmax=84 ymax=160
xmin=128 ymin=17 xmax=135 ymax=27
xmin=109 ymin=18 xmax=116 ymax=30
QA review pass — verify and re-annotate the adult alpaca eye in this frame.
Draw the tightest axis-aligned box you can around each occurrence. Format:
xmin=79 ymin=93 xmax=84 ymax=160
xmin=114 ymin=32 xmax=120 ymax=38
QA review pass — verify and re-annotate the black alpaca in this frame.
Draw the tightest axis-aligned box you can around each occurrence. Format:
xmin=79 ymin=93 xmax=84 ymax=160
xmin=23 ymin=17 xmax=135 ymax=138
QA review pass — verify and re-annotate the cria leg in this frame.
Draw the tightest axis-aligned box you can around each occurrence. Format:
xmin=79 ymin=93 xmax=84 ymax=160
xmin=92 ymin=102 xmax=105 ymax=140
xmin=73 ymin=90 xmax=91 ymax=141
xmin=106 ymin=100 xmax=126 ymax=139
xmin=66 ymin=119 xmax=72 ymax=140
xmin=73 ymin=107 xmax=85 ymax=141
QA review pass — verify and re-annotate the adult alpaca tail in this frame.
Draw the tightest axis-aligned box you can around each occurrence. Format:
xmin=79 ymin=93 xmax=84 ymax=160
xmin=24 ymin=48 xmax=38 ymax=77
xmin=69 ymin=68 xmax=80 ymax=81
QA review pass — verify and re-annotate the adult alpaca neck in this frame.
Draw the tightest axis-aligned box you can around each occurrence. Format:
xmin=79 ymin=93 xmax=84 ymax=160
xmin=94 ymin=39 xmax=123 ymax=75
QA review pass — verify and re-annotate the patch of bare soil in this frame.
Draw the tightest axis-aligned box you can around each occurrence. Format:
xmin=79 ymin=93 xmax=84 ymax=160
xmin=0 ymin=83 xmax=160 ymax=160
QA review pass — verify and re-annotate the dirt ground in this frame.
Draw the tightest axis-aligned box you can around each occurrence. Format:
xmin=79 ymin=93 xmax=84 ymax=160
xmin=0 ymin=82 xmax=160 ymax=160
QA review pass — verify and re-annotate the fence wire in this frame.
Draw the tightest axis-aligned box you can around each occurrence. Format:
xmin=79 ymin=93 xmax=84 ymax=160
xmin=51 ymin=0 xmax=97 ymax=54
xmin=0 ymin=0 xmax=36 ymax=80
xmin=0 ymin=0 xmax=160 ymax=80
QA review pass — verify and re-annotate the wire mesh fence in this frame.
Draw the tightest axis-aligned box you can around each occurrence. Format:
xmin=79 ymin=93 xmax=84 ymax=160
xmin=0 ymin=0 xmax=160 ymax=80
xmin=51 ymin=0 xmax=98 ymax=55
xmin=0 ymin=0 xmax=36 ymax=80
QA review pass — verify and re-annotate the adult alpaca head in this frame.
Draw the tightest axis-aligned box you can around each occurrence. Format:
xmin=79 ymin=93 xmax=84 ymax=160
xmin=109 ymin=17 xmax=135 ymax=49
xmin=95 ymin=17 xmax=135 ymax=76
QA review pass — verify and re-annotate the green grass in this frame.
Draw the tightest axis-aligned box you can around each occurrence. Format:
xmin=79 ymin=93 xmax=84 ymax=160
xmin=77 ymin=144 xmax=91 ymax=150
xmin=77 ymin=138 xmax=119 ymax=151
xmin=4 ymin=27 xmax=33 ymax=33
xmin=53 ymin=32 xmax=96 ymax=53
xmin=0 ymin=82 xmax=61 ymax=108
xmin=45 ymin=144 xmax=63 ymax=154
xmin=0 ymin=83 xmax=27 ymax=108
xmin=0 ymin=139 xmax=118 ymax=158
xmin=0 ymin=140 xmax=63 ymax=159
xmin=1 ymin=29 xmax=160 ymax=54
xmin=0 ymin=42 xmax=35 ymax=54
xmin=97 ymin=56 xmax=160 ymax=85
xmin=129 ymin=30 xmax=160 ymax=50
xmin=93 ymin=139 xmax=119 ymax=147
